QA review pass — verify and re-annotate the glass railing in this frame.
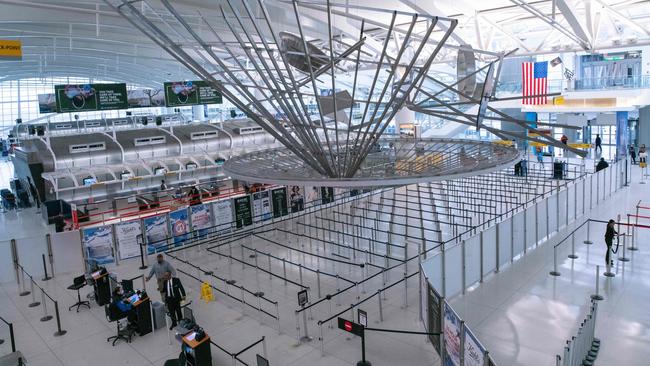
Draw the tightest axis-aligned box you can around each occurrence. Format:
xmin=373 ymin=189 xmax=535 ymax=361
xmin=495 ymin=75 xmax=650 ymax=94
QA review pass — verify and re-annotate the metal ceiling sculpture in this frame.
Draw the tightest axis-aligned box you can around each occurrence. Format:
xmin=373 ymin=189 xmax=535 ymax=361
xmin=107 ymin=0 xmax=578 ymax=186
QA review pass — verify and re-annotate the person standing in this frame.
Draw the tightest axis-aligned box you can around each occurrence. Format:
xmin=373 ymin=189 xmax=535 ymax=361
xmin=560 ymin=134 xmax=568 ymax=145
xmin=594 ymin=134 xmax=602 ymax=154
xmin=163 ymin=271 xmax=186 ymax=329
xmin=629 ymin=145 xmax=637 ymax=164
xmin=596 ymin=157 xmax=609 ymax=172
xmin=145 ymin=254 xmax=176 ymax=300
xmin=160 ymin=180 xmax=168 ymax=191
xmin=604 ymin=219 xmax=618 ymax=267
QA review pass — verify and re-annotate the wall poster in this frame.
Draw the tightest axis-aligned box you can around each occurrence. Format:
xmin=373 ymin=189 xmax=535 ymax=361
xmin=272 ymin=187 xmax=288 ymax=218
xmin=82 ymin=225 xmax=115 ymax=265
xmin=252 ymin=190 xmax=272 ymax=223
xmin=169 ymin=208 xmax=190 ymax=246
xmin=190 ymin=204 xmax=212 ymax=238
xmin=213 ymin=199 xmax=233 ymax=234
xmin=289 ymin=186 xmax=304 ymax=213
xmin=320 ymin=187 xmax=334 ymax=204
xmin=443 ymin=302 xmax=462 ymax=366
xmin=464 ymin=327 xmax=485 ymax=366
xmin=164 ymin=81 xmax=223 ymax=107
xmin=143 ymin=214 xmax=169 ymax=254
xmin=114 ymin=220 xmax=142 ymax=260
xmin=55 ymin=83 xmax=128 ymax=112
xmin=233 ymin=195 xmax=253 ymax=229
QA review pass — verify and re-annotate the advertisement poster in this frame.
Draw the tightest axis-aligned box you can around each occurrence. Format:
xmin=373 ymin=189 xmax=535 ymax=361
xmin=190 ymin=204 xmax=212 ymax=238
xmin=127 ymin=88 xmax=165 ymax=108
xmin=306 ymin=186 xmax=320 ymax=207
xmin=82 ymin=226 xmax=115 ymax=265
xmin=169 ymin=208 xmax=190 ymax=246
xmin=289 ymin=186 xmax=304 ymax=213
xmin=164 ymin=80 xmax=223 ymax=107
xmin=321 ymin=187 xmax=334 ymax=204
xmin=252 ymin=190 xmax=272 ymax=223
xmin=55 ymin=83 xmax=128 ymax=112
xmin=143 ymin=214 xmax=169 ymax=254
xmin=38 ymin=93 xmax=56 ymax=113
xmin=233 ymin=195 xmax=253 ymax=229
xmin=443 ymin=302 xmax=462 ymax=366
xmin=115 ymin=220 xmax=142 ymax=260
xmin=464 ymin=327 xmax=485 ymax=366
xmin=272 ymin=187 xmax=288 ymax=217
xmin=213 ymin=199 xmax=233 ymax=234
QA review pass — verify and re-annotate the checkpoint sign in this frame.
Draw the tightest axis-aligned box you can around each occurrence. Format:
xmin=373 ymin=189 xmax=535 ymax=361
xmin=338 ymin=317 xmax=364 ymax=337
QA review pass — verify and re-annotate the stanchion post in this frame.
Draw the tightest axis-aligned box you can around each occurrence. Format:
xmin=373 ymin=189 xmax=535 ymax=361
xmin=584 ymin=220 xmax=593 ymax=244
xmin=378 ymin=289 xmax=383 ymax=322
xmin=40 ymin=288 xmax=52 ymax=321
xmin=568 ymin=233 xmax=578 ymax=259
xmin=53 ymin=301 xmax=67 ymax=336
xmin=41 ymin=254 xmax=51 ymax=281
xmin=549 ymin=246 xmax=561 ymax=276
xmin=28 ymin=276 xmax=40 ymax=307
xmin=618 ymin=234 xmax=630 ymax=262
xmin=45 ymin=233 xmax=55 ymax=278
xmin=19 ymin=268 xmax=30 ymax=296
xmin=590 ymin=265 xmax=604 ymax=301
xmin=137 ymin=234 xmax=148 ymax=270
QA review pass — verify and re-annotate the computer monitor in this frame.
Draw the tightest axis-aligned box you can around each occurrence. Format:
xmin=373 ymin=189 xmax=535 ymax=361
xmin=128 ymin=294 xmax=139 ymax=303
xmin=121 ymin=279 xmax=134 ymax=294
xmin=91 ymin=269 xmax=103 ymax=279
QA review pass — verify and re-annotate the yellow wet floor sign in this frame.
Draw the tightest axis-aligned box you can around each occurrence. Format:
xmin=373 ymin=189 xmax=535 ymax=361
xmin=200 ymin=281 xmax=214 ymax=302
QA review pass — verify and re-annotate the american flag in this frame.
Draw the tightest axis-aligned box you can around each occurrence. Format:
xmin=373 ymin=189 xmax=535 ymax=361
xmin=522 ymin=61 xmax=548 ymax=105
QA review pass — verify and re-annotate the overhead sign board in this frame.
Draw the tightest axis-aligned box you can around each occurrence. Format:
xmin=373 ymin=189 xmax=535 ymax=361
xmin=568 ymin=143 xmax=592 ymax=149
xmin=54 ymin=83 xmax=128 ymax=113
xmin=164 ymin=81 xmax=223 ymax=107
xmin=0 ymin=40 xmax=22 ymax=59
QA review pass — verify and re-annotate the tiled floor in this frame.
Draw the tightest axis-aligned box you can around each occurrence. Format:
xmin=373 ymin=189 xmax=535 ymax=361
xmin=0 ymin=161 xmax=647 ymax=366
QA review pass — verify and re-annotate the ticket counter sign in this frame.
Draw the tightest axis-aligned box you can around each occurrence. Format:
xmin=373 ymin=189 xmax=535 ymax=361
xmin=0 ymin=40 xmax=22 ymax=59
xmin=493 ymin=140 xmax=515 ymax=147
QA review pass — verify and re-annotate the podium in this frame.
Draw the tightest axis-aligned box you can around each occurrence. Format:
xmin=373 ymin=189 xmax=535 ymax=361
xmin=132 ymin=296 xmax=152 ymax=336
xmin=92 ymin=270 xmax=111 ymax=306
xmin=182 ymin=331 xmax=212 ymax=366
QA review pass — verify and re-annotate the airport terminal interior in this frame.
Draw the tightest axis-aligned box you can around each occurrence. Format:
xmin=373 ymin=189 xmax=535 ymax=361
xmin=2 ymin=1 xmax=650 ymax=365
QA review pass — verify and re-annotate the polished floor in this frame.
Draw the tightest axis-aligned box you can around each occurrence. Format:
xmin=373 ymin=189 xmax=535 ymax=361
xmin=0 ymin=161 xmax=648 ymax=366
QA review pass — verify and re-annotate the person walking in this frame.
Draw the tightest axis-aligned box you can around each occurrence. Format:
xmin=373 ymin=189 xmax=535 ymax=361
xmin=560 ymin=134 xmax=568 ymax=145
xmin=145 ymin=254 xmax=176 ymax=300
xmin=629 ymin=145 xmax=637 ymax=164
xmin=596 ymin=157 xmax=609 ymax=172
xmin=605 ymin=219 xmax=618 ymax=267
xmin=163 ymin=271 xmax=186 ymax=329
xmin=594 ymin=134 xmax=602 ymax=154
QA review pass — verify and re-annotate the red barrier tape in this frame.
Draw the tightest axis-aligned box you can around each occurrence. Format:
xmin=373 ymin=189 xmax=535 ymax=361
xmin=637 ymin=206 xmax=650 ymax=210
xmin=627 ymin=214 xmax=650 ymax=220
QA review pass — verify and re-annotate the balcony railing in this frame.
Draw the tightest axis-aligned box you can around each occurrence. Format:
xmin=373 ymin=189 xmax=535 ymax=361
xmin=496 ymin=75 xmax=650 ymax=94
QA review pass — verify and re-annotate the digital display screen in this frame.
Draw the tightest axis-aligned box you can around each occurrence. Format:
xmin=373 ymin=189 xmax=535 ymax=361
xmin=83 ymin=177 xmax=97 ymax=186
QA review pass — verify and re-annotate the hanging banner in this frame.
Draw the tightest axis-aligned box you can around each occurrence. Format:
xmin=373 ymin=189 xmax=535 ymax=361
xmin=82 ymin=225 xmax=115 ymax=265
xmin=213 ymin=199 xmax=233 ymax=234
xmin=233 ymin=195 xmax=253 ymax=229
xmin=191 ymin=204 xmax=212 ymax=238
xmin=143 ymin=214 xmax=169 ymax=254
xmin=55 ymin=83 xmax=128 ymax=112
xmin=272 ymin=187 xmax=288 ymax=218
xmin=38 ymin=93 xmax=56 ymax=113
xmin=169 ymin=208 xmax=190 ymax=246
xmin=127 ymin=88 xmax=165 ymax=108
xmin=321 ymin=187 xmax=334 ymax=204
xmin=443 ymin=302 xmax=462 ymax=366
xmin=114 ymin=220 xmax=142 ymax=260
xmin=464 ymin=327 xmax=485 ymax=366
xmin=252 ymin=190 xmax=272 ymax=223
xmin=289 ymin=186 xmax=305 ymax=213
xmin=164 ymin=81 xmax=223 ymax=107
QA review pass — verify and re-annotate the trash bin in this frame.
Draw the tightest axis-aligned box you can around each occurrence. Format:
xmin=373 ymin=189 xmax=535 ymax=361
xmin=152 ymin=301 xmax=166 ymax=330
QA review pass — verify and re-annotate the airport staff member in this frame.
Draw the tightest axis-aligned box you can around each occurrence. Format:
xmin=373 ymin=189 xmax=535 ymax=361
xmin=145 ymin=254 xmax=176 ymax=300
xmin=163 ymin=271 xmax=186 ymax=329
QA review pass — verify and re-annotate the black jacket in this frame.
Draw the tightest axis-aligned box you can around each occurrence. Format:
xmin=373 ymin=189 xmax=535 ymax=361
xmin=596 ymin=160 xmax=608 ymax=172
xmin=605 ymin=225 xmax=617 ymax=241
xmin=163 ymin=277 xmax=186 ymax=301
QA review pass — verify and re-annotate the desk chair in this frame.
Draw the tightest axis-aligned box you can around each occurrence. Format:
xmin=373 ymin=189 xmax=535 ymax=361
xmin=67 ymin=275 xmax=91 ymax=312
xmin=105 ymin=303 xmax=135 ymax=346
